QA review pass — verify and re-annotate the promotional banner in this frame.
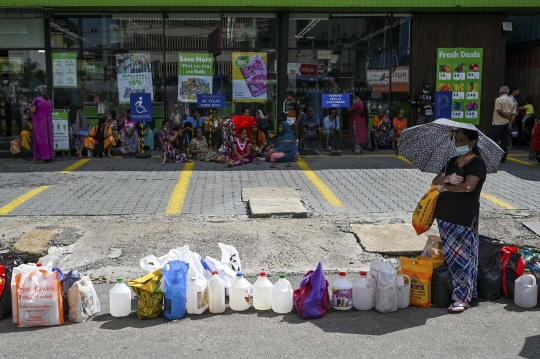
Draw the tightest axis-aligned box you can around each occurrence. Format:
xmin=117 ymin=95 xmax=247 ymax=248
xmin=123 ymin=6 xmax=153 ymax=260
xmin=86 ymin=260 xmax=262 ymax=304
xmin=366 ymin=66 xmax=409 ymax=92
xmin=232 ymin=52 xmax=267 ymax=102
xmin=52 ymin=52 xmax=77 ymax=88
xmin=116 ymin=53 xmax=153 ymax=104
xmin=79 ymin=61 xmax=103 ymax=74
xmin=178 ymin=53 xmax=214 ymax=103
xmin=52 ymin=109 xmax=69 ymax=151
xmin=197 ymin=94 xmax=226 ymax=109
xmin=436 ymin=48 xmax=483 ymax=125
xmin=322 ymin=94 xmax=350 ymax=108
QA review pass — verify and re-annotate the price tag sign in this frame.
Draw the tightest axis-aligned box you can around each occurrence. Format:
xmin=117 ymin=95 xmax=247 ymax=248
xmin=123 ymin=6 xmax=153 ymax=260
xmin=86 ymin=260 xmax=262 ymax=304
xmin=467 ymin=72 xmax=480 ymax=80
xmin=452 ymin=111 xmax=464 ymax=119
xmin=466 ymin=92 xmax=479 ymax=100
xmin=439 ymin=72 xmax=451 ymax=80
xmin=466 ymin=111 xmax=478 ymax=119
xmin=453 ymin=92 xmax=464 ymax=100
xmin=453 ymin=73 xmax=465 ymax=80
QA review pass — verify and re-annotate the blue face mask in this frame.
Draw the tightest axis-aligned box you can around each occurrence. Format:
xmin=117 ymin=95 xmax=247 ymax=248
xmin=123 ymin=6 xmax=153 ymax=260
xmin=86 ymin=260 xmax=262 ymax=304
xmin=455 ymin=143 xmax=471 ymax=156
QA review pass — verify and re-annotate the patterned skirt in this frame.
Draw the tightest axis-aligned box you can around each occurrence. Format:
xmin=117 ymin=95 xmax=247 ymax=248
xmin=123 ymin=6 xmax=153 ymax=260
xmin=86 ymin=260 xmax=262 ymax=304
xmin=437 ymin=219 xmax=479 ymax=303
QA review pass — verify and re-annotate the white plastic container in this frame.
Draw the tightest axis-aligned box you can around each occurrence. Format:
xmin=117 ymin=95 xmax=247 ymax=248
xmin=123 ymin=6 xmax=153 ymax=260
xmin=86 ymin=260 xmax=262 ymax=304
xmin=272 ymin=274 xmax=294 ymax=314
xmin=253 ymin=271 xmax=274 ymax=310
xmin=187 ymin=274 xmax=209 ymax=314
xmin=110 ymin=277 xmax=132 ymax=317
xmin=332 ymin=272 xmax=353 ymax=310
xmin=353 ymin=271 xmax=374 ymax=311
xmin=396 ymin=269 xmax=411 ymax=309
xmin=208 ymin=271 xmax=226 ymax=314
xmin=230 ymin=272 xmax=251 ymax=311
xmin=514 ymin=269 xmax=538 ymax=308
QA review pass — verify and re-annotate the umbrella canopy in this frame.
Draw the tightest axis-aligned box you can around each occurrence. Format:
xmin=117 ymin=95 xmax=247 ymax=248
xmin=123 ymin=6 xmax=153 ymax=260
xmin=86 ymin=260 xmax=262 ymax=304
xmin=397 ymin=119 xmax=504 ymax=174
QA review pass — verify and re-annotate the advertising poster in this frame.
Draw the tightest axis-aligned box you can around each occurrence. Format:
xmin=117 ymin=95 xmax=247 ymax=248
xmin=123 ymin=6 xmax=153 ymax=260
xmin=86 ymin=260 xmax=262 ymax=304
xmin=178 ymin=53 xmax=214 ymax=103
xmin=52 ymin=110 xmax=69 ymax=151
xmin=52 ymin=52 xmax=78 ymax=88
xmin=232 ymin=52 xmax=267 ymax=102
xmin=366 ymin=66 xmax=409 ymax=92
xmin=436 ymin=48 xmax=483 ymax=125
xmin=79 ymin=61 xmax=103 ymax=74
xmin=116 ymin=53 xmax=153 ymax=104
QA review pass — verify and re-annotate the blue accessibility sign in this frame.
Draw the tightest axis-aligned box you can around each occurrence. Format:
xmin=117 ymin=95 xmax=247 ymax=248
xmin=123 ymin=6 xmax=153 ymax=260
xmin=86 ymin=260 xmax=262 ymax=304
xmin=197 ymin=94 xmax=226 ymax=109
xmin=434 ymin=91 xmax=452 ymax=119
xmin=322 ymin=93 xmax=350 ymax=108
xmin=130 ymin=93 xmax=153 ymax=122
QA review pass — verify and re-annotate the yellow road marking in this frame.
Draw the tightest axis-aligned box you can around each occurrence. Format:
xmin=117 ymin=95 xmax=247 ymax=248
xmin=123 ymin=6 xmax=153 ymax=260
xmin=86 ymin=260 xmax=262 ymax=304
xmin=59 ymin=159 xmax=91 ymax=174
xmin=297 ymin=158 xmax=345 ymax=208
xmin=507 ymin=156 xmax=540 ymax=167
xmin=166 ymin=162 xmax=195 ymax=214
xmin=0 ymin=186 xmax=51 ymax=215
xmin=508 ymin=154 xmax=529 ymax=157
xmin=480 ymin=192 xmax=517 ymax=210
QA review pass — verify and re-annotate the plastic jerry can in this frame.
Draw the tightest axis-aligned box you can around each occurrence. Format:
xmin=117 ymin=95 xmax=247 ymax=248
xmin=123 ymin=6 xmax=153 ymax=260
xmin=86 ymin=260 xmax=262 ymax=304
xmin=396 ymin=269 xmax=411 ymax=309
xmin=230 ymin=272 xmax=251 ymax=311
xmin=272 ymin=274 xmax=294 ymax=314
xmin=208 ymin=271 xmax=226 ymax=314
xmin=187 ymin=274 xmax=209 ymax=314
xmin=253 ymin=271 xmax=273 ymax=310
xmin=353 ymin=271 xmax=374 ymax=311
xmin=110 ymin=277 xmax=132 ymax=317
xmin=332 ymin=272 xmax=353 ymax=310
xmin=514 ymin=269 xmax=538 ymax=308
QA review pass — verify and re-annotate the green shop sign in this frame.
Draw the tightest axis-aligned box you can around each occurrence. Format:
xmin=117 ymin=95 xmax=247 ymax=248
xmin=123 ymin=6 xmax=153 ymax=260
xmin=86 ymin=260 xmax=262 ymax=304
xmin=436 ymin=48 xmax=483 ymax=125
xmin=52 ymin=52 xmax=78 ymax=89
xmin=52 ymin=109 xmax=70 ymax=151
xmin=178 ymin=53 xmax=214 ymax=76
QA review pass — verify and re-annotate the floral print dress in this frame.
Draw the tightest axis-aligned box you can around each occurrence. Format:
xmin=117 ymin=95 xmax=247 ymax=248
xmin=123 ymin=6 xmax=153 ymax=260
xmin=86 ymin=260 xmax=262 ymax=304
xmin=190 ymin=136 xmax=219 ymax=162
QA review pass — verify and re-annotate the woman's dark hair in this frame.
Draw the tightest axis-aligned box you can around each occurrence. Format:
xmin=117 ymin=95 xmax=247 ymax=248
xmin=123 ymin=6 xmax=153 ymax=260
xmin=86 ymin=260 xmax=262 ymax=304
xmin=509 ymin=87 xmax=519 ymax=95
xmin=195 ymin=126 xmax=203 ymax=133
xmin=238 ymin=127 xmax=247 ymax=134
xmin=526 ymin=97 xmax=532 ymax=104
xmin=162 ymin=120 xmax=170 ymax=128
xmin=107 ymin=109 xmax=116 ymax=119
xmin=354 ymin=91 xmax=362 ymax=99
xmin=172 ymin=124 xmax=182 ymax=131
xmin=456 ymin=128 xmax=481 ymax=156
xmin=41 ymin=93 xmax=50 ymax=101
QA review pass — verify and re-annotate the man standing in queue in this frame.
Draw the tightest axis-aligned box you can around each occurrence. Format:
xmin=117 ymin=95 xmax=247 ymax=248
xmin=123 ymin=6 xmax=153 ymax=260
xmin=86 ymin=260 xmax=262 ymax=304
xmin=282 ymin=90 xmax=303 ymax=146
xmin=412 ymin=82 xmax=435 ymax=125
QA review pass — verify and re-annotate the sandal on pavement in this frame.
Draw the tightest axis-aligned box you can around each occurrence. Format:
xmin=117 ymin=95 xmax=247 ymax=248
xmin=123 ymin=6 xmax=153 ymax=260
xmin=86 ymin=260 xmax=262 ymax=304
xmin=286 ymin=163 xmax=292 ymax=167
xmin=270 ymin=164 xmax=276 ymax=168
xmin=447 ymin=302 xmax=470 ymax=314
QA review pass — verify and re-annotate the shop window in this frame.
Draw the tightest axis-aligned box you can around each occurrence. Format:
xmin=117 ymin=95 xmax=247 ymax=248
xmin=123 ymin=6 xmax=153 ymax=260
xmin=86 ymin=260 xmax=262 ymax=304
xmin=111 ymin=14 xmax=164 ymax=49
xmin=0 ymin=19 xmax=45 ymax=48
xmin=289 ymin=15 xmax=329 ymax=49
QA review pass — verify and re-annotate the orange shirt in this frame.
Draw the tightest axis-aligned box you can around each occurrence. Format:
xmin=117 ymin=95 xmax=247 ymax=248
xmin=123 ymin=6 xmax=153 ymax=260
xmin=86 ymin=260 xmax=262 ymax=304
xmin=393 ymin=117 xmax=407 ymax=135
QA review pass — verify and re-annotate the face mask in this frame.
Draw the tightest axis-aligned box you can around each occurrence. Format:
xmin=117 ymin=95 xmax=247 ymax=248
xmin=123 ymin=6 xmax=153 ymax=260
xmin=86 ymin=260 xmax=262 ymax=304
xmin=2 ymin=80 xmax=8 ymax=84
xmin=423 ymin=89 xmax=429 ymax=94
xmin=455 ymin=143 xmax=471 ymax=156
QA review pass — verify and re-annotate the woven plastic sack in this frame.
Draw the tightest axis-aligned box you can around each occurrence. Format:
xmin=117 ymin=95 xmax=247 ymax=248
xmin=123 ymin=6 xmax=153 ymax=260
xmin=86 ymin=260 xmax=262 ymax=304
xmin=412 ymin=185 xmax=440 ymax=235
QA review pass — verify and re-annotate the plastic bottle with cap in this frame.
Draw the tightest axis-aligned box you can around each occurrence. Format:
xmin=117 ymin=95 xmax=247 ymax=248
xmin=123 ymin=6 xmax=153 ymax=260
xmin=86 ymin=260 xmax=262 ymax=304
xmin=208 ymin=270 xmax=226 ymax=314
xmin=514 ymin=269 xmax=537 ymax=308
xmin=230 ymin=272 xmax=251 ymax=311
xmin=187 ymin=274 xmax=208 ymax=315
xmin=253 ymin=271 xmax=273 ymax=310
xmin=353 ymin=271 xmax=373 ymax=311
xmin=110 ymin=277 xmax=131 ymax=317
xmin=396 ymin=269 xmax=411 ymax=309
xmin=332 ymin=272 xmax=353 ymax=310
xmin=272 ymin=274 xmax=294 ymax=314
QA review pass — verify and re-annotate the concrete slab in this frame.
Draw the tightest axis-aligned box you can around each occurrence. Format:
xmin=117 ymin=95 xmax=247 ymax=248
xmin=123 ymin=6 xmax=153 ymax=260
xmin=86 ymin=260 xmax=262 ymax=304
xmin=11 ymin=229 xmax=58 ymax=261
xmin=350 ymin=223 xmax=439 ymax=256
xmin=249 ymin=198 xmax=308 ymax=218
xmin=242 ymin=187 xmax=301 ymax=202
xmin=522 ymin=222 xmax=540 ymax=236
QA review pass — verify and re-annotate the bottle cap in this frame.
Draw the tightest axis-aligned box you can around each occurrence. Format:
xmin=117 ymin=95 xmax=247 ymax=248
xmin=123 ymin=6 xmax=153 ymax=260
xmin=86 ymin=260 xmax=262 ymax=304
xmin=36 ymin=263 xmax=43 ymax=267
xmin=212 ymin=271 xmax=219 ymax=275
xmin=259 ymin=271 xmax=266 ymax=277
xmin=524 ymin=269 xmax=530 ymax=273
xmin=360 ymin=271 xmax=367 ymax=276
xmin=117 ymin=277 xmax=124 ymax=282
xmin=279 ymin=274 xmax=286 ymax=278
xmin=339 ymin=271 xmax=346 ymax=276
xmin=236 ymin=272 xmax=243 ymax=277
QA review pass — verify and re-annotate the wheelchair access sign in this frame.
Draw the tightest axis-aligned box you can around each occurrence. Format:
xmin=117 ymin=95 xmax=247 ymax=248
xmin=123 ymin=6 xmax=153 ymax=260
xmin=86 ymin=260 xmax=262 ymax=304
xmin=130 ymin=93 xmax=152 ymax=122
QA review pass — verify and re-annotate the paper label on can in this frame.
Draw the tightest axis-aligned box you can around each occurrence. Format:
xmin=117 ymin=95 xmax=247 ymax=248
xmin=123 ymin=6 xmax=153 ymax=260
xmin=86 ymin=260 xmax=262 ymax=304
xmin=332 ymin=288 xmax=352 ymax=307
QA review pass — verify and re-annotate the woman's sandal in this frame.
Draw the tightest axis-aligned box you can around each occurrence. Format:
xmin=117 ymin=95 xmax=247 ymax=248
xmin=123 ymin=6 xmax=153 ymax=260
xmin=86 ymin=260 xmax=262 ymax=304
xmin=447 ymin=302 xmax=470 ymax=314
xmin=286 ymin=163 xmax=292 ymax=167
xmin=270 ymin=164 xmax=276 ymax=168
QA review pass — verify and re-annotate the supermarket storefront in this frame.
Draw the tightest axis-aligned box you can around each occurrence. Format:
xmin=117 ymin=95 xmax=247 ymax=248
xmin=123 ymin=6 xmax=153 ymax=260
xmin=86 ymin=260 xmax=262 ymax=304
xmin=0 ymin=2 xmax=537 ymax=134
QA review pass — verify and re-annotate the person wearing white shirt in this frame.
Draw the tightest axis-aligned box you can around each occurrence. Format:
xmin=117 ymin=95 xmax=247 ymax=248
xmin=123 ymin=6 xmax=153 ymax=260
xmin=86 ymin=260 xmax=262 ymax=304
xmin=321 ymin=108 xmax=346 ymax=151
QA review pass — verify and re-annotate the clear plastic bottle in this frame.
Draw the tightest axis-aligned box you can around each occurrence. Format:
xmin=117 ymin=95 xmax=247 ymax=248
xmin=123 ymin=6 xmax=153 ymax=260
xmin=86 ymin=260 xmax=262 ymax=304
xmin=110 ymin=277 xmax=132 ymax=317
xmin=187 ymin=275 xmax=209 ymax=314
xmin=332 ymin=272 xmax=353 ymax=310
xmin=272 ymin=274 xmax=294 ymax=314
xmin=230 ymin=272 xmax=251 ymax=311
xmin=253 ymin=271 xmax=273 ymax=310
xmin=353 ymin=271 xmax=373 ymax=311
xmin=208 ymin=271 xmax=226 ymax=314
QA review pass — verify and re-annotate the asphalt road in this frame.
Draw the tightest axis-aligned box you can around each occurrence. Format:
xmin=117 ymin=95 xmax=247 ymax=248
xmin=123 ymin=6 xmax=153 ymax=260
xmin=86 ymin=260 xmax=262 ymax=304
xmin=0 ymin=275 xmax=539 ymax=359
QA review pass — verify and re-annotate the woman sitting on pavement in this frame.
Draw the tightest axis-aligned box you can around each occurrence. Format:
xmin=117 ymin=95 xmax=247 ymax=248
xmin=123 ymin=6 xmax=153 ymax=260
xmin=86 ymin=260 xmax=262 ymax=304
xmin=119 ymin=109 xmax=137 ymax=134
xmin=189 ymin=127 xmax=224 ymax=162
xmin=249 ymin=122 xmax=267 ymax=157
xmin=255 ymin=110 xmax=271 ymax=145
xmin=160 ymin=124 xmax=188 ymax=165
xmin=432 ymin=128 xmax=486 ymax=314
xmin=226 ymin=127 xmax=253 ymax=167
xmin=157 ymin=120 xmax=171 ymax=151
xmin=204 ymin=109 xmax=223 ymax=150
xmin=371 ymin=107 xmax=395 ymax=151
xmin=84 ymin=115 xmax=115 ymax=158
xmin=118 ymin=125 xmax=140 ymax=155
xmin=257 ymin=122 xmax=299 ymax=168
xmin=20 ymin=108 xmax=33 ymax=151
xmin=392 ymin=109 xmax=408 ymax=150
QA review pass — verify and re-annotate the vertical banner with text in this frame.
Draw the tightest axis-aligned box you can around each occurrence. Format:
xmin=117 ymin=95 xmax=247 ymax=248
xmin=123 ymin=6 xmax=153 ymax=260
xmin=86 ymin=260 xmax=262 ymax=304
xmin=52 ymin=110 xmax=69 ymax=151
xmin=52 ymin=52 xmax=78 ymax=88
xmin=232 ymin=52 xmax=267 ymax=102
xmin=116 ymin=53 xmax=154 ymax=104
xmin=436 ymin=48 xmax=483 ymax=125
xmin=178 ymin=53 xmax=214 ymax=103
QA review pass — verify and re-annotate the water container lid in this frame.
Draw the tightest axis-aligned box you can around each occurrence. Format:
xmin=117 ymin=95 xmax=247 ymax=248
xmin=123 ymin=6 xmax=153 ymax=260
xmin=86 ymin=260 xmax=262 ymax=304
xmin=236 ymin=272 xmax=243 ymax=277
xmin=339 ymin=271 xmax=346 ymax=276
xmin=36 ymin=263 xmax=43 ymax=267
xmin=524 ymin=249 xmax=530 ymax=254
xmin=524 ymin=269 xmax=530 ymax=273
xmin=360 ymin=271 xmax=367 ymax=276
xmin=279 ymin=274 xmax=286 ymax=278
xmin=259 ymin=271 xmax=266 ymax=277
xmin=212 ymin=271 xmax=219 ymax=275
xmin=397 ymin=269 xmax=404 ymax=274
xmin=117 ymin=277 xmax=124 ymax=282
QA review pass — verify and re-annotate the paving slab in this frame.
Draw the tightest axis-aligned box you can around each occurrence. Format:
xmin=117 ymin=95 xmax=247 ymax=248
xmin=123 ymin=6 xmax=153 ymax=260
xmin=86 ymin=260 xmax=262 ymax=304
xmin=350 ymin=223 xmax=439 ymax=256
xmin=241 ymin=187 xmax=301 ymax=202
xmin=522 ymin=222 xmax=540 ymax=236
xmin=10 ymin=229 xmax=58 ymax=261
xmin=249 ymin=198 xmax=308 ymax=218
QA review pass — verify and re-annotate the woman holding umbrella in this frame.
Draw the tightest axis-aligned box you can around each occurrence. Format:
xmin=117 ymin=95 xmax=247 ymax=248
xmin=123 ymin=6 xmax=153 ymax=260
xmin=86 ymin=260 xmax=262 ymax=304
xmin=431 ymin=128 xmax=487 ymax=314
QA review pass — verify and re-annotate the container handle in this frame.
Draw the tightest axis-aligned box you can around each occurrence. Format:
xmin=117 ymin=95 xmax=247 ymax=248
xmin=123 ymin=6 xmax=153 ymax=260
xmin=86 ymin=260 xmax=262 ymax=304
xmin=403 ymin=274 xmax=411 ymax=287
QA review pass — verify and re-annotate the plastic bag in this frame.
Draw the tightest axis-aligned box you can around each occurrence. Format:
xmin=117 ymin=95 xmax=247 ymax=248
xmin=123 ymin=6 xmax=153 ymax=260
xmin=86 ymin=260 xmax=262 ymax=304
xmin=202 ymin=256 xmax=236 ymax=289
xmin=293 ymin=263 xmax=329 ymax=319
xmin=401 ymin=257 xmax=433 ymax=307
xmin=67 ymin=276 xmax=100 ymax=322
xmin=0 ymin=254 xmax=25 ymax=320
xmin=477 ymin=236 xmax=503 ymax=300
xmin=140 ymin=246 xmax=204 ymax=280
xmin=417 ymin=254 xmax=445 ymax=269
xmin=162 ymin=260 xmax=189 ymax=321
xmin=370 ymin=261 xmax=398 ymax=313
xmin=501 ymin=246 xmax=525 ymax=299
xmin=219 ymin=243 xmax=242 ymax=272
xmin=11 ymin=263 xmax=53 ymax=324
xmin=15 ymin=270 xmax=64 ymax=327
xmin=431 ymin=265 xmax=453 ymax=308
xmin=61 ymin=269 xmax=81 ymax=317
xmin=412 ymin=185 xmax=440 ymax=235
xmin=422 ymin=235 xmax=443 ymax=257
xmin=129 ymin=269 xmax=163 ymax=319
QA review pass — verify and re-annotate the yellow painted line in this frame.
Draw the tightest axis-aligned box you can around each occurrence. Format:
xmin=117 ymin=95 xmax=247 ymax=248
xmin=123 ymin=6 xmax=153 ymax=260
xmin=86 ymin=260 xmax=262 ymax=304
xmin=166 ymin=162 xmax=195 ymax=214
xmin=507 ymin=156 xmax=540 ymax=167
xmin=480 ymin=192 xmax=518 ymax=210
xmin=508 ymin=154 xmax=529 ymax=157
xmin=0 ymin=186 xmax=51 ymax=216
xmin=59 ymin=159 xmax=91 ymax=174
xmin=297 ymin=158 xmax=345 ymax=208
